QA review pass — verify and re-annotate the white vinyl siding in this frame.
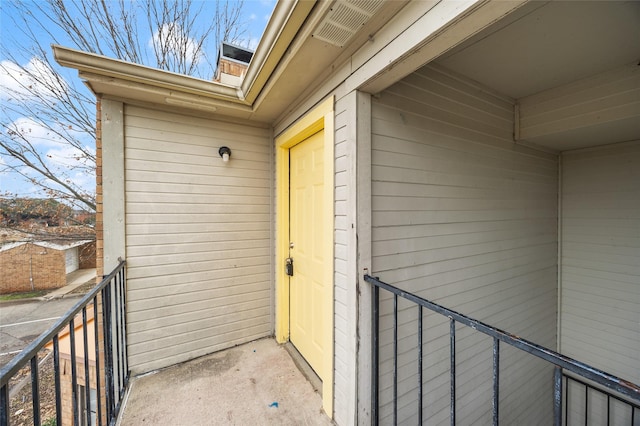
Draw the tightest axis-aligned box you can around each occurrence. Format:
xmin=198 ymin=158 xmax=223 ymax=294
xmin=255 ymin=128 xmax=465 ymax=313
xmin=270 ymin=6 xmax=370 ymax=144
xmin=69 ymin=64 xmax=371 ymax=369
xmin=560 ymin=142 xmax=640 ymax=385
xmin=124 ymin=106 xmax=272 ymax=373
xmin=371 ymin=64 xmax=559 ymax=425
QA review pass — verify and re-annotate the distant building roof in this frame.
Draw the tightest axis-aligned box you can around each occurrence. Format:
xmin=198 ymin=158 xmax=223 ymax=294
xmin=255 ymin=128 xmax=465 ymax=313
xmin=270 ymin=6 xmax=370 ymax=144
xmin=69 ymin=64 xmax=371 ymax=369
xmin=0 ymin=239 xmax=93 ymax=253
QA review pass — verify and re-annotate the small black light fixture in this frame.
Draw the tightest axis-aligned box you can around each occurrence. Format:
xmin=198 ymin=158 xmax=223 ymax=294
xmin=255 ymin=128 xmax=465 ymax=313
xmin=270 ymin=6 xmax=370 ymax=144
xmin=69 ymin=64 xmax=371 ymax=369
xmin=218 ymin=146 xmax=231 ymax=162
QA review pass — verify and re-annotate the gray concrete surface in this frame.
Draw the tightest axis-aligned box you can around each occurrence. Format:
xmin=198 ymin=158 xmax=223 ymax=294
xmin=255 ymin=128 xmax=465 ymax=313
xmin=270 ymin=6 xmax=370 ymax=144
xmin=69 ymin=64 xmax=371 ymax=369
xmin=118 ymin=338 xmax=334 ymax=426
xmin=0 ymin=297 xmax=81 ymax=367
xmin=0 ymin=268 xmax=96 ymax=367
xmin=45 ymin=268 xmax=96 ymax=299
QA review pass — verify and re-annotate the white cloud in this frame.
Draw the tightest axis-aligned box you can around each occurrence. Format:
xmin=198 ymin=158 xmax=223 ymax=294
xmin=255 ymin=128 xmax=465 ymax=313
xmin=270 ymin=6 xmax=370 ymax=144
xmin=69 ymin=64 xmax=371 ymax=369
xmin=5 ymin=116 xmax=94 ymax=192
xmin=149 ymin=22 xmax=203 ymax=66
xmin=45 ymin=144 xmax=94 ymax=170
xmin=0 ymin=57 xmax=68 ymax=102
xmin=249 ymin=13 xmax=257 ymax=21
xmin=6 ymin=117 xmax=64 ymax=148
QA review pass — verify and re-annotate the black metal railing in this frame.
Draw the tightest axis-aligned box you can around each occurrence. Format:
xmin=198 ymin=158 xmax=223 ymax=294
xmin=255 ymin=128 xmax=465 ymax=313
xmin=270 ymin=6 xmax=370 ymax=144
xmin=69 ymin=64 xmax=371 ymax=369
xmin=365 ymin=275 xmax=640 ymax=426
xmin=1 ymin=260 xmax=129 ymax=426
xmin=563 ymin=373 xmax=638 ymax=426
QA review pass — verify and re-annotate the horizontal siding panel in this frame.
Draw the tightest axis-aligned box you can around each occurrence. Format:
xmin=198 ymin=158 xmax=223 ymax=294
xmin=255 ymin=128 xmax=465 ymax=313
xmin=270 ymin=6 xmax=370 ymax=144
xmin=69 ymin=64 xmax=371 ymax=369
xmin=128 ymin=292 xmax=270 ymax=330
xmin=126 ymin=221 xmax=269 ymax=234
xmin=129 ymin=321 xmax=271 ymax=372
xmin=390 ymin=80 xmax=512 ymax=132
xmin=126 ymin=202 xmax=269 ymax=215
xmin=373 ymin=164 xmax=556 ymax=193
xmin=126 ymin=105 xmax=270 ymax=136
xmin=560 ymin=141 xmax=640 ymax=384
xmin=373 ymin=208 xmax=557 ymax=225
xmin=373 ymin=218 xmax=556 ymax=241
xmin=126 ymin=145 xmax=270 ymax=166
xmin=372 ymin=65 xmax=558 ymax=423
xmin=520 ymin=64 xmax=640 ymax=139
xmin=126 ymin=265 xmax=269 ymax=289
xmin=124 ymin=106 xmax=273 ymax=373
xmin=128 ymin=276 xmax=268 ymax=301
xmin=126 ymin=192 xmax=270 ymax=206
xmin=126 ymin=170 xmax=270 ymax=188
xmin=407 ymin=65 xmax=514 ymax=119
xmin=125 ymin=158 xmax=270 ymax=177
xmin=126 ymin=230 xmax=269 ymax=247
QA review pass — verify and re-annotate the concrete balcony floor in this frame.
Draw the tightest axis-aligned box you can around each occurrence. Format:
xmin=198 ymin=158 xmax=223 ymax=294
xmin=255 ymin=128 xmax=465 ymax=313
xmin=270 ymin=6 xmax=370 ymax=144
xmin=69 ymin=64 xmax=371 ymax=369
xmin=118 ymin=338 xmax=334 ymax=425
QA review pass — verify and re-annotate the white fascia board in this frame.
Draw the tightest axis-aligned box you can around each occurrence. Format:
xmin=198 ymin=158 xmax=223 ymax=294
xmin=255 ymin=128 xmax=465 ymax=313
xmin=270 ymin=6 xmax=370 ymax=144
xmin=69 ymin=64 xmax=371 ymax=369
xmin=53 ymin=45 xmax=246 ymax=103
xmin=52 ymin=1 xmax=315 ymax=113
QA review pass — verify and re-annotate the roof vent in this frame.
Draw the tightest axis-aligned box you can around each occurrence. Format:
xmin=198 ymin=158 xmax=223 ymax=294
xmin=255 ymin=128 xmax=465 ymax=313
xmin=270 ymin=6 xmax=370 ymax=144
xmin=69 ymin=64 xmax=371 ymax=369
xmin=312 ymin=0 xmax=385 ymax=47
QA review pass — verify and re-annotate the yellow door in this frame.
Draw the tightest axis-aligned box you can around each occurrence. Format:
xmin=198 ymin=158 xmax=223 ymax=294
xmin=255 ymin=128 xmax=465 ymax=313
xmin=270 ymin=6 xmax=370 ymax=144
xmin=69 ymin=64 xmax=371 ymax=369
xmin=289 ymin=129 xmax=325 ymax=378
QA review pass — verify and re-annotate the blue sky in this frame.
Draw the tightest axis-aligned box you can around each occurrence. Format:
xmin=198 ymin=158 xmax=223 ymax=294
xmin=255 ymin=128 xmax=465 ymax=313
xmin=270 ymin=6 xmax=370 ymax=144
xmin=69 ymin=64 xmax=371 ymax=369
xmin=0 ymin=0 xmax=275 ymax=204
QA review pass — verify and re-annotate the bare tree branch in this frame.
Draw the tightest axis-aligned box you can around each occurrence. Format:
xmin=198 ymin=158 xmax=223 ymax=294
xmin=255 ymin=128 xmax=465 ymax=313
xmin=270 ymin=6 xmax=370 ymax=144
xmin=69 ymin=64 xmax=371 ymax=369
xmin=1 ymin=0 xmax=248 ymax=223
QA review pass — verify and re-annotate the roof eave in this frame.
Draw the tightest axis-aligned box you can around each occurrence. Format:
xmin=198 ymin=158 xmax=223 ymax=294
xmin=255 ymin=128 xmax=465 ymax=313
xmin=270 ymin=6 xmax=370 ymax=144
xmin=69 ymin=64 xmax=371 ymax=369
xmin=53 ymin=45 xmax=244 ymax=102
xmin=52 ymin=0 xmax=318 ymax=117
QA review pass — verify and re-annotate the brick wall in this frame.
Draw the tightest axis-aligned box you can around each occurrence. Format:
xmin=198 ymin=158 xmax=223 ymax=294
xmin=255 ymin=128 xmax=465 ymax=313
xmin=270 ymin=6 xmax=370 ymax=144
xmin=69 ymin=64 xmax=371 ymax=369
xmin=60 ymin=357 xmax=98 ymax=426
xmin=0 ymin=243 xmax=66 ymax=294
xmin=79 ymin=241 xmax=97 ymax=269
xmin=94 ymin=97 xmax=108 ymax=426
xmin=96 ymin=98 xmax=104 ymax=281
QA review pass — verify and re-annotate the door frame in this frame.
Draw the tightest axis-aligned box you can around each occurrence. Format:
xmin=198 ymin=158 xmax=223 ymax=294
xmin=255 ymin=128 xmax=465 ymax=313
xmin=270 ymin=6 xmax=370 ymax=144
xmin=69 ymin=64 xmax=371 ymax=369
xmin=275 ymin=96 xmax=334 ymax=416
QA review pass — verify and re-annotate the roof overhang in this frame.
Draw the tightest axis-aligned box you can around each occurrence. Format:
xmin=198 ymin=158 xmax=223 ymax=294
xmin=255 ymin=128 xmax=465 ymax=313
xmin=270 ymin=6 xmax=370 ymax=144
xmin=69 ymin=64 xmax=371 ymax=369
xmin=53 ymin=0 xmax=411 ymax=123
xmin=53 ymin=0 xmax=320 ymax=122
xmin=55 ymin=0 xmax=540 ymax=126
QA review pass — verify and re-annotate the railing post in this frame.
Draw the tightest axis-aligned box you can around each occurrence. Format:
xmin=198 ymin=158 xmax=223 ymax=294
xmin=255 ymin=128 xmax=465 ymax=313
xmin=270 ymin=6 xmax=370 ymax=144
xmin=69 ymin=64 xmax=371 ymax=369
xmin=53 ymin=336 xmax=63 ymax=426
xmin=554 ymin=366 xmax=563 ymax=426
xmin=418 ymin=305 xmax=423 ymax=426
xmin=0 ymin=384 xmax=7 ymax=426
xmin=450 ymin=318 xmax=456 ymax=426
xmin=493 ymin=338 xmax=499 ymax=426
xmin=372 ymin=282 xmax=379 ymax=426
xmin=30 ymin=356 xmax=41 ymax=425
xmin=393 ymin=294 xmax=398 ymax=426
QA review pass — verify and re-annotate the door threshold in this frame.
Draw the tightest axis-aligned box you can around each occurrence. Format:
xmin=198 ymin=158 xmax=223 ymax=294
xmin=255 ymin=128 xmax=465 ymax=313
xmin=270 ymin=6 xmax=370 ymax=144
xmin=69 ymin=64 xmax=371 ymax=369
xmin=284 ymin=342 xmax=322 ymax=397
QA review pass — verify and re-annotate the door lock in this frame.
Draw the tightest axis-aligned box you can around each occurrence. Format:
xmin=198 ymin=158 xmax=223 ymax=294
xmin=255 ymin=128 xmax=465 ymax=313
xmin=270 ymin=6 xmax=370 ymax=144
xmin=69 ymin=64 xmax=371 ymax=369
xmin=285 ymin=257 xmax=294 ymax=276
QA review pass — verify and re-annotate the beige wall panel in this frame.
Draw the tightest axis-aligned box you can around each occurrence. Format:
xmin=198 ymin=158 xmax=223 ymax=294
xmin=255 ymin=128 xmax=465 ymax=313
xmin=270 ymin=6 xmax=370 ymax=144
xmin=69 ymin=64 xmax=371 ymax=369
xmin=372 ymin=65 xmax=558 ymax=425
xmin=124 ymin=105 xmax=272 ymax=374
xmin=560 ymin=142 xmax=640 ymax=384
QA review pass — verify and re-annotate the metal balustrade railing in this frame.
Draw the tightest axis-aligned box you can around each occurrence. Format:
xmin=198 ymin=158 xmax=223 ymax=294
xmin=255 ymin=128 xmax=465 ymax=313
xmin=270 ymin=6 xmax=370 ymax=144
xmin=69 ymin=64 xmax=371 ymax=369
xmin=365 ymin=275 xmax=640 ymax=426
xmin=563 ymin=373 xmax=638 ymax=425
xmin=1 ymin=260 xmax=128 ymax=426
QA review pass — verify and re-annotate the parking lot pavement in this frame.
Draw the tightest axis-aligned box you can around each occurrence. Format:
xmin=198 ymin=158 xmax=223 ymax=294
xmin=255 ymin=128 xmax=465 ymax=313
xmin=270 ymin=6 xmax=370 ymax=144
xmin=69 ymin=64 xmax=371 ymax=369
xmin=0 ymin=297 xmax=82 ymax=368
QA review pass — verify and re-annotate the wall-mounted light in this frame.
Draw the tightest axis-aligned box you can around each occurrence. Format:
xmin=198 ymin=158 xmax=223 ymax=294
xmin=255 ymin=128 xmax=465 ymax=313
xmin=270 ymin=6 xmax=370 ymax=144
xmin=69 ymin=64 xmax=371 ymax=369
xmin=218 ymin=146 xmax=231 ymax=162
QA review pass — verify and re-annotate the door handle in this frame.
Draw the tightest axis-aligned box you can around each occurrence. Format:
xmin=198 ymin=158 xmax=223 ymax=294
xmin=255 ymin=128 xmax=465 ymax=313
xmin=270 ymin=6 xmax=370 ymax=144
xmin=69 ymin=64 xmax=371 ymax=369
xmin=285 ymin=257 xmax=294 ymax=276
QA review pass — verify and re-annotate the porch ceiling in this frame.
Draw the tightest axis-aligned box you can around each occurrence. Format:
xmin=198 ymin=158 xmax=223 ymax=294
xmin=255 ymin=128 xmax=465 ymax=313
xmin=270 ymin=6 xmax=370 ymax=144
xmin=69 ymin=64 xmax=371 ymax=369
xmin=435 ymin=0 xmax=640 ymax=151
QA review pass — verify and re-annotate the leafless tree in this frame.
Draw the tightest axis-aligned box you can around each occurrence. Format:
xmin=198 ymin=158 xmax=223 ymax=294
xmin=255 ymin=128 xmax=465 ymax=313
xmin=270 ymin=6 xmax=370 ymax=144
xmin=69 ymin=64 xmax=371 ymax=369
xmin=0 ymin=0 xmax=247 ymax=220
